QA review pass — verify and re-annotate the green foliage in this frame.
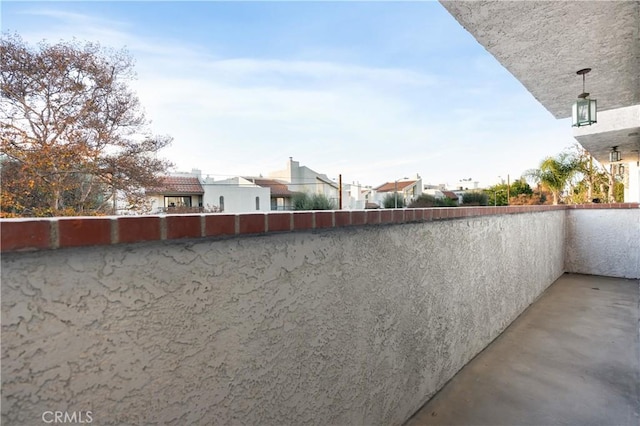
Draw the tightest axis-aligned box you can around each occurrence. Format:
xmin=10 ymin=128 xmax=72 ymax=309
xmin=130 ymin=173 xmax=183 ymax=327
xmin=461 ymin=192 xmax=488 ymax=206
xmin=524 ymin=149 xmax=581 ymax=205
xmin=525 ymin=144 xmax=618 ymax=205
xmin=310 ymin=193 xmax=336 ymax=210
xmin=437 ymin=197 xmax=458 ymax=207
xmin=485 ymin=184 xmax=509 ymax=206
xmin=408 ymin=194 xmax=435 ymax=208
xmin=567 ymin=144 xmax=612 ymax=203
xmin=510 ymin=178 xmax=533 ymax=196
xmin=408 ymin=194 xmax=458 ymax=208
xmin=614 ymin=181 xmax=624 ymax=202
xmin=292 ymin=193 xmax=310 ymax=210
xmin=292 ymin=192 xmax=336 ymax=210
xmin=383 ymin=193 xmax=406 ymax=208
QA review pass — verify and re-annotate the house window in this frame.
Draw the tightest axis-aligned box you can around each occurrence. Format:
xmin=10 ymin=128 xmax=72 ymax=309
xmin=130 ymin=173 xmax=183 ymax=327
xmin=255 ymin=196 xmax=260 ymax=210
xmin=165 ymin=196 xmax=191 ymax=208
xmin=219 ymin=196 xmax=224 ymax=212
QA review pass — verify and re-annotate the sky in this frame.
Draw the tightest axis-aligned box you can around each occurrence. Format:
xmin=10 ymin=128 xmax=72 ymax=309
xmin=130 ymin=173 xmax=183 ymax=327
xmin=1 ymin=0 xmax=578 ymax=189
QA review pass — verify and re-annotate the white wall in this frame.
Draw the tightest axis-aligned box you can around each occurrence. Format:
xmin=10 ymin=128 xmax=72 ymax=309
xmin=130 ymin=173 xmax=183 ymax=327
xmin=342 ymin=183 xmax=367 ymax=209
xmin=624 ymin=161 xmax=639 ymax=203
xmin=269 ymin=158 xmax=338 ymax=203
xmin=202 ymin=179 xmax=270 ymax=213
xmin=565 ymin=208 xmax=640 ymax=278
xmin=424 ymin=189 xmax=445 ymax=199
xmin=149 ymin=195 xmax=164 ymax=212
xmin=2 ymin=211 xmax=566 ymax=425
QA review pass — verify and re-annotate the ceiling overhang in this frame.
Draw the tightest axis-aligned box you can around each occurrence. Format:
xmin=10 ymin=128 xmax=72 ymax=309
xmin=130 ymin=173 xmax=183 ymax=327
xmin=440 ymin=0 xmax=640 ymax=164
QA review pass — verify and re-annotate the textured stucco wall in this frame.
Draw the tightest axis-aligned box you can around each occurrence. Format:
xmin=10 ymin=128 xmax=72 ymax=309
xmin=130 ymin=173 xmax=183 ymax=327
xmin=565 ymin=209 xmax=640 ymax=278
xmin=2 ymin=211 xmax=565 ymax=425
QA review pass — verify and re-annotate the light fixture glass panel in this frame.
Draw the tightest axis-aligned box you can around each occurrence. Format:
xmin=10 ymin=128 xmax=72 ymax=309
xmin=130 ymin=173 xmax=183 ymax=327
xmin=610 ymin=150 xmax=621 ymax=162
xmin=590 ymin=99 xmax=597 ymax=123
xmin=572 ymin=98 xmax=596 ymax=127
xmin=578 ymin=102 xmax=589 ymax=121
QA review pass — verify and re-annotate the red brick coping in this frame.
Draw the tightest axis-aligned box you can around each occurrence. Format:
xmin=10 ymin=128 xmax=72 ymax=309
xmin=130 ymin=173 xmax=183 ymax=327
xmin=1 ymin=204 xmax=637 ymax=253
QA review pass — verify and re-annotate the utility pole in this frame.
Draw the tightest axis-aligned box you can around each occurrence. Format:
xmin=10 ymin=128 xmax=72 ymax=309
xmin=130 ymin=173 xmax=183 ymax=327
xmin=507 ymin=174 xmax=510 ymax=205
xmin=339 ymin=174 xmax=342 ymax=210
xmin=394 ymin=180 xmax=398 ymax=208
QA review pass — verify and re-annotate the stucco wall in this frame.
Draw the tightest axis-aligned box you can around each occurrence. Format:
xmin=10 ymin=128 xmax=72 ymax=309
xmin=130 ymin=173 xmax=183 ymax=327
xmin=2 ymin=211 xmax=565 ymax=425
xmin=201 ymin=183 xmax=270 ymax=213
xmin=565 ymin=209 xmax=640 ymax=278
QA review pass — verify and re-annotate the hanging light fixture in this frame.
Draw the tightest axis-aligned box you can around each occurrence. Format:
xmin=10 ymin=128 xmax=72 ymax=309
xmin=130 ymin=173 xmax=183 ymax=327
xmin=609 ymin=146 xmax=621 ymax=163
xmin=572 ymin=68 xmax=597 ymax=127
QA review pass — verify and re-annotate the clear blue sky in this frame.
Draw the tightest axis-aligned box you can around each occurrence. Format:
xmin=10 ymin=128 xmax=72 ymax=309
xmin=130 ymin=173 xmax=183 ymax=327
xmin=2 ymin=0 xmax=577 ymax=188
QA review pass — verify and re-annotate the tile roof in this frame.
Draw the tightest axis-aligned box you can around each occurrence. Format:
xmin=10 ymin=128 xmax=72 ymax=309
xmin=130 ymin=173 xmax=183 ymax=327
xmin=375 ymin=180 xmax=418 ymax=192
xmin=147 ymin=176 xmax=204 ymax=195
xmin=250 ymin=178 xmax=296 ymax=197
xmin=442 ymin=191 xmax=459 ymax=200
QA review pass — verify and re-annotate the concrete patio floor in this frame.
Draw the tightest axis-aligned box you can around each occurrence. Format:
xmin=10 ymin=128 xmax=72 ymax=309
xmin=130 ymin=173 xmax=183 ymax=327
xmin=405 ymin=273 xmax=640 ymax=426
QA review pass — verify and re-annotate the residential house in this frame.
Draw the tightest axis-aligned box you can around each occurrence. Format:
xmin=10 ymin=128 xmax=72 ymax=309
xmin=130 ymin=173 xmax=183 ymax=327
xmin=268 ymin=158 xmax=339 ymax=205
xmin=423 ymin=183 xmax=447 ymax=200
xmin=249 ymin=178 xmax=297 ymax=211
xmin=441 ymin=190 xmax=460 ymax=205
xmin=147 ymin=170 xmax=270 ymax=214
xmin=147 ymin=172 xmax=204 ymax=213
xmin=374 ymin=175 xmax=423 ymax=207
xmin=360 ymin=186 xmax=380 ymax=209
xmin=340 ymin=182 xmax=371 ymax=210
xmin=201 ymin=176 xmax=270 ymax=213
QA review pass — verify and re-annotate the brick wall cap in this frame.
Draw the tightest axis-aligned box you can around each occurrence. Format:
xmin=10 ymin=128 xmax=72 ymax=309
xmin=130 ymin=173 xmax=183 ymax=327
xmin=2 ymin=204 xmax=637 ymax=252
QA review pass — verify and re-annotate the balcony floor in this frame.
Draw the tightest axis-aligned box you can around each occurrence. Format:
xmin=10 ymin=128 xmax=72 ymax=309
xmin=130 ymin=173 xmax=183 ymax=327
xmin=405 ymin=273 xmax=640 ymax=426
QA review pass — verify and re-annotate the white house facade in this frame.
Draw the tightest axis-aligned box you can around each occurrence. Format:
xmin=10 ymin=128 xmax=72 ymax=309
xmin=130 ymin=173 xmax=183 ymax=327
xmin=201 ymin=176 xmax=270 ymax=213
xmin=147 ymin=170 xmax=270 ymax=214
xmin=373 ymin=175 xmax=423 ymax=207
xmin=268 ymin=158 xmax=339 ymax=205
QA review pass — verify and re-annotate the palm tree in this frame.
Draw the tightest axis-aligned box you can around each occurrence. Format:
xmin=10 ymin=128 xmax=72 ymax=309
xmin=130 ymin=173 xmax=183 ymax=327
xmin=525 ymin=152 xmax=580 ymax=205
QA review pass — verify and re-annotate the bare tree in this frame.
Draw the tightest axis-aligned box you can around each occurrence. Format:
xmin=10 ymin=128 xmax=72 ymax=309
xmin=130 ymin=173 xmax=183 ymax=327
xmin=1 ymin=33 xmax=172 ymax=216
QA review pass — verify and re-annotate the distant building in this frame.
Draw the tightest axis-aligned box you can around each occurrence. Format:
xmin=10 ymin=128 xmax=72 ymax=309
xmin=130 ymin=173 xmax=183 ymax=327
xmin=268 ymin=158 xmax=339 ymax=205
xmin=249 ymin=177 xmax=298 ymax=211
xmin=340 ymin=182 xmax=370 ymax=209
xmin=441 ymin=190 xmax=460 ymax=205
xmin=201 ymin=176 xmax=270 ymax=213
xmin=146 ymin=172 xmax=205 ymax=213
xmin=374 ymin=175 xmax=423 ymax=206
xmin=147 ymin=169 xmax=270 ymax=214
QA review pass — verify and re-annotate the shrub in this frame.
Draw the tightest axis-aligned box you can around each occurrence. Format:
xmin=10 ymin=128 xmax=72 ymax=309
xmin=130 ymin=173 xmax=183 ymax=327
xmin=383 ymin=193 xmax=405 ymax=208
xmin=310 ymin=193 xmax=336 ymax=210
xmin=408 ymin=194 xmax=436 ymax=208
xmin=292 ymin=193 xmax=336 ymax=210
xmin=462 ymin=192 xmax=488 ymax=206
xmin=293 ymin=193 xmax=313 ymax=210
xmin=409 ymin=194 xmax=458 ymax=208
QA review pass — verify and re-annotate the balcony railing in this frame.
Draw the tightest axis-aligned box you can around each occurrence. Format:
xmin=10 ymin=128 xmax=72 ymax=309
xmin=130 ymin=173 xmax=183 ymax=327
xmin=1 ymin=203 xmax=638 ymax=425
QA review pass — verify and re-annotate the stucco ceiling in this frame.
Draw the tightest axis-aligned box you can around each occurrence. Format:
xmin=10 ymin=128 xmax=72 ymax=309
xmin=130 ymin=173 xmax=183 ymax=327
xmin=576 ymin=127 xmax=640 ymax=165
xmin=440 ymin=1 xmax=640 ymax=164
xmin=440 ymin=1 xmax=640 ymax=119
